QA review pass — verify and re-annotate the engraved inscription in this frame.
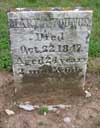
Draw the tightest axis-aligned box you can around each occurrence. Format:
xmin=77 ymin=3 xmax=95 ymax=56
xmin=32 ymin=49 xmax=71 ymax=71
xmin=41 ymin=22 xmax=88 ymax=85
xmin=9 ymin=18 xmax=91 ymax=29
xmin=8 ymin=10 xmax=92 ymax=82
xmin=20 ymin=44 xmax=81 ymax=54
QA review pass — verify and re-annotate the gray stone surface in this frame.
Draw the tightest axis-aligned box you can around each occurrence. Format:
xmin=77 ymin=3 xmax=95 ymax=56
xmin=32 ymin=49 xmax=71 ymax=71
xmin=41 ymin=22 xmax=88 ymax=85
xmin=8 ymin=9 xmax=92 ymax=88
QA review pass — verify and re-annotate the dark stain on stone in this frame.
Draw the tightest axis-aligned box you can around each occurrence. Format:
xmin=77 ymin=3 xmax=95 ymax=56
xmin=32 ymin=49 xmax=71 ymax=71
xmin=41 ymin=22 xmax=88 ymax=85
xmin=44 ymin=12 xmax=53 ymax=20
xmin=14 ymin=64 xmax=84 ymax=99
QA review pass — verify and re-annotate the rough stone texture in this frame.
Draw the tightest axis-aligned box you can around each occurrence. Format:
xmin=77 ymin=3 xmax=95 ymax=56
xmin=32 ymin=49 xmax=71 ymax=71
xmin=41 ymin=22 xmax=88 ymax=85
xmin=7 ymin=9 xmax=92 ymax=89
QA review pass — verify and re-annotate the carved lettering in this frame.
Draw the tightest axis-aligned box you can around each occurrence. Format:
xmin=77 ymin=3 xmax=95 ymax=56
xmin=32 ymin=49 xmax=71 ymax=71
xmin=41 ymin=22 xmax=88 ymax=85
xmin=9 ymin=18 xmax=91 ymax=29
xmin=18 ymin=66 xmax=83 ymax=76
xmin=20 ymin=44 xmax=82 ymax=54
xmin=35 ymin=32 xmax=64 ymax=41
xmin=15 ymin=55 xmax=87 ymax=66
xmin=8 ymin=10 xmax=92 ymax=82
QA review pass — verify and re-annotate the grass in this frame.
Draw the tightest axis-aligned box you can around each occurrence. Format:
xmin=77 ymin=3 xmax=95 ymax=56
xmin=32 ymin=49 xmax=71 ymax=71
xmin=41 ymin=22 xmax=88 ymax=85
xmin=0 ymin=0 xmax=100 ymax=70
xmin=38 ymin=107 xmax=49 ymax=115
xmin=0 ymin=10 xmax=12 ymax=70
xmin=96 ymin=117 xmax=100 ymax=127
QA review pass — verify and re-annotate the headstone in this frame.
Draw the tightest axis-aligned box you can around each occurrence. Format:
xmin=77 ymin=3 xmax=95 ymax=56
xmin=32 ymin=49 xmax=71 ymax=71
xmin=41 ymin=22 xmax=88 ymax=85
xmin=8 ymin=8 xmax=92 ymax=90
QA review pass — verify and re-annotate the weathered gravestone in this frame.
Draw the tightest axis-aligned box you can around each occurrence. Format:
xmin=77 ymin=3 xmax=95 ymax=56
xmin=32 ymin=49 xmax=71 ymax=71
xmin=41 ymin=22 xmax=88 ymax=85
xmin=8 ymin=8 xmax=92 ymax=92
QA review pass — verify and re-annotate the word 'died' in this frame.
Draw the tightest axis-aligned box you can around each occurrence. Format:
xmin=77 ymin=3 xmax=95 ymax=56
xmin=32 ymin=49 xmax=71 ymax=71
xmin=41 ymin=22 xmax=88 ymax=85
xmin=35 ymin=32 xmax=64 ymax=41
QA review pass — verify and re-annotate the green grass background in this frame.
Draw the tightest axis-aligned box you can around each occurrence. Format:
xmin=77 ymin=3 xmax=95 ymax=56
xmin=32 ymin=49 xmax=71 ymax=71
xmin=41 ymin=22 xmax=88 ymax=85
xmin=0 ymin=0 xmax=100 ymax=70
